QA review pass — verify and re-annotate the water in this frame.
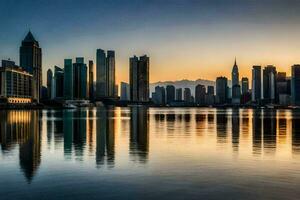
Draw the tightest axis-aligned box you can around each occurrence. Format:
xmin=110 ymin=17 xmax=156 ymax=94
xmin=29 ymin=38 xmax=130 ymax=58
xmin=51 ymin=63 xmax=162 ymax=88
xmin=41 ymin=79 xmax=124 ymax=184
xmin=1 ymin=107 xmax=300 ymax=200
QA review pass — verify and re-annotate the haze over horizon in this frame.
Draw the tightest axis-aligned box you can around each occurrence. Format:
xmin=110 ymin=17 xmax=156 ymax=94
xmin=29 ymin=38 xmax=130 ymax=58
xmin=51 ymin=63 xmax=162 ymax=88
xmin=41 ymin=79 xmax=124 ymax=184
xmin=1 ymin=0 xmax=300 ymax=85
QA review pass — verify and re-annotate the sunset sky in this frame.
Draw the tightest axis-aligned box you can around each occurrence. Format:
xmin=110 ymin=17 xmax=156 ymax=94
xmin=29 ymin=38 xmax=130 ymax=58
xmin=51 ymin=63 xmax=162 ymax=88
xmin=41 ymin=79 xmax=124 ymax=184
xmin=1 ymin=0 xmax=300 ymax=85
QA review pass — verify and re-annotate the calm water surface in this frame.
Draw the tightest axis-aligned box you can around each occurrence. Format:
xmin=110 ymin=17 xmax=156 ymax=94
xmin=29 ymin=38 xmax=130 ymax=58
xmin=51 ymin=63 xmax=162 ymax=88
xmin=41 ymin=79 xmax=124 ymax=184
xmin=1 ymin=107 xmax=300 ymax=200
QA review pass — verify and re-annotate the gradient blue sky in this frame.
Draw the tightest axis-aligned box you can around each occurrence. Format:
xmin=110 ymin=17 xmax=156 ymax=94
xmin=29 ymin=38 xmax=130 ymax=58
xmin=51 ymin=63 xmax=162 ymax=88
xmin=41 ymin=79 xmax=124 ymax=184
xmin=1 ymin=0 xmax=300 ymax=85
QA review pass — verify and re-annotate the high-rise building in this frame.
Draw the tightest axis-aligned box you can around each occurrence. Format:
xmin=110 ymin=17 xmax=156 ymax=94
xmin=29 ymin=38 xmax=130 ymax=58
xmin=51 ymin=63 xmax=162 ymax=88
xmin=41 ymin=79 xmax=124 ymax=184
xmin=19 ymin=31 xmax=42 ymax=102
xmin=152 ymin=86 xmax=165 ymax=105
xmin=88 ymin=60 xmax=94 ymax=100
xmin=195 ymin=84 xmax=206 ymax=105
xmin=252 ymin=65 xmax=261 ymax=102
xmin=54 ymin=66 xmax=64 ymax=99
xmin=231 ymin=59 xmax=240 ymax=104
xmin=166 ymin=85 xmax=175 ymax=104
xmin=232 ymin=58 xmax=239 ymax=87
xmin=96 ymin=49 xmax=115 ymax=99
xmin=73 ymin=57 xmax=87 ymax=100
xmin=184 ymin=88 xmax=192 ymax=103
xmin=263 ymin=65 xmax=277 ymax=103
xmin=0 ymin=61 xmax=33 ymax=103
xmin=176 ymin=88 xmax=182 ymax=101
xmin=241 ymin=77 xmax=249 ymax=94
xmin=207 ymin=86 xmax=214 ymax=95
xmin=129 ymin=55 xmax=149 ymax=102
xmin=47 ymin=69 xmax=53 ymax=99
xmin=120 ymin=82 xmax=130 ymax=101
xmin=216 ymin=76 xmax=228 ymax=104
xmin=64 ymin=59 xmax=73 ymax=100
xmin=291 ymin=64 xmax=300 ymax=105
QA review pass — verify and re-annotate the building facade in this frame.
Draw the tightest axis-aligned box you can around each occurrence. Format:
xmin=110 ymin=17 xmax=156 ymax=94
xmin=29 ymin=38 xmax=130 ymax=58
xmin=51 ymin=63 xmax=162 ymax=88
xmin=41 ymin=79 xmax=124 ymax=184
xmin=291 ymin=65 xmax=300 ymax=105
xmin=73 ymin=58 xmax=87 ymax=100
xmin=47 ymin=69 xmax=53 ymax=99
xmin=63 ymin=59 xmax=73 ymax=100
xmin=252 ymin=65 xmax=261 ymax=102
xmin=166 ymin=85 xmax=175 ymax=104
xmin=19 ymin=31 xmax=42 ymax=102
xmin=263 ymin=65 xmax=277 ymax=103
xmin=195 ymin=84 xmax=206 ymax=105
xmin=216 ymin=76 xmax=228 ymax=104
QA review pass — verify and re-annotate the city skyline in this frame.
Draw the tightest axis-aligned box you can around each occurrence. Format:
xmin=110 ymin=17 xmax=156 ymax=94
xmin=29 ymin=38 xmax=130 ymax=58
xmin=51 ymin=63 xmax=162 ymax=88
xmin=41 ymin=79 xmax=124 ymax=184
xmin=1 ymin=0 xmax=300 ymax=85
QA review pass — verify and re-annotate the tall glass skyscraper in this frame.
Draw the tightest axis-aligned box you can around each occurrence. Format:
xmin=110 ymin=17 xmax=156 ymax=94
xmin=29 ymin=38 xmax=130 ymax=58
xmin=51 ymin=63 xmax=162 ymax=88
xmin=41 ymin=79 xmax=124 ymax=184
xmin=19 ymin=31 xmax=42 ymax=102
xmin=252 ymin=65 xmax=262 ymax=102
xmin=129 ymin=55 xmax=149 ymax=102
xmin=64 ymin=59 xmax=73 ymax=100
xmin=73 ymin=57 xmax=87 ymax=100
xmin=291 ymin=64 xmax=300 ymax=105
xmin=96 ymin=49 xmax=115 ymax=99
xmin=263 ymin=65 xmax=277 ymax=103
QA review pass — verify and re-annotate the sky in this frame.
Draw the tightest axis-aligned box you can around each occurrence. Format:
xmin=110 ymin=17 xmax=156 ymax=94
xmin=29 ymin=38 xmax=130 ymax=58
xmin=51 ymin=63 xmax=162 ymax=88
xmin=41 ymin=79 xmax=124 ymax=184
xmin=1 ymin=0 xmax=300 ymax=85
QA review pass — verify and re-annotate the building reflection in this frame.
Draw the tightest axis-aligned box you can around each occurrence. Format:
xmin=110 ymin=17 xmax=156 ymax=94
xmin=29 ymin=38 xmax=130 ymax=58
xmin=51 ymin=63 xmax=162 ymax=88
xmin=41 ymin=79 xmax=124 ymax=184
xmin=231 ymin=109 xmax=240 ymax=152
xmin=252 ymin=109 xmax=262 ymax=155
xmin=96 ymin=106 xmax=115 ymax=167
xmin=130 ymin=106 xmax=149 ymax=163
xmin=0 ymin=110 xmax=41 ymax=183
xmin=216 ymin=110 xmax=228 ymax=143
xmin=263 ymin=109 xmax=277 ymax=154
xmin=291 ymin=110 xmax=300 ymax=154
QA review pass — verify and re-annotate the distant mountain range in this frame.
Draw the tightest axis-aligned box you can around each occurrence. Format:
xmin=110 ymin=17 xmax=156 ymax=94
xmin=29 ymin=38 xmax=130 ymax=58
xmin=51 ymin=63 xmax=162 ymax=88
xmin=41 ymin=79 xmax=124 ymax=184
xmin=150 ymin=79 xmax=216 ymax=96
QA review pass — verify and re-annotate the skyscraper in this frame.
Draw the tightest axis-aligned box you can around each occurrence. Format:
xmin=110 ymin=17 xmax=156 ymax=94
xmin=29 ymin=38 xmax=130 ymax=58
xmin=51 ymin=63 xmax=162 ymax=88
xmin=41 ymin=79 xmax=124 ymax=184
xmin=73 ymin=57 xmax=87 ymax=100
xmin=54 ymin=66 xmax=64 ymax=99
xmin=195 ymin=84 xmax=206 ymax=105
xmin=120 ymin=82 xmax=130 ymax=101
xmin=129 ymin=55 xmax=149 ymax=102
xmin=166 ymin=85 xmax=175 ymax=104
xmin=231 ymin=59 xmax=240 ymax=104
xmin=184 ymin=88 xmax=192 ymax=103
xmin=241 ymin=77 xmax=249 ymax=94
xmin=216 ymin=76 xmax=228 ymax=104
xmin=96 ymin=49 xmax=115 ymax=99
xmin=19 ymin=31 xmax=42 ymax=102
xmin=176 ymin=88 xmax=182 ymax=101
xmin=207 ymin=86 xmax=214 ymax=95
xmin=88 ymin=60 xmax=94 ymax=101
xmin=152 ymin=86 xmax=165 ymax=105
xmin=291 ymin=64 xmax=300 ymax=105
xmin=263 ymin=65 xmax=277 ymax=103
xmin=47 ymin=69 xmax=53 ymax=99
xmin=64 ymin=59 xmax=73 ymax=100
xmin=232 ymin=58 xmax=239 ymax=87
xmin=252 ymin=65 xmax=261 ymax=102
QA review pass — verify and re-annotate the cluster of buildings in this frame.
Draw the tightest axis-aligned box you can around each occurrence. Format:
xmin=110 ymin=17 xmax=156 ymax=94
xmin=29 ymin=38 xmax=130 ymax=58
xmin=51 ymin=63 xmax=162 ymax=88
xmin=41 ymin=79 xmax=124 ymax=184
xmin=151 ymin=59 xmax=300 ymax=107
xmin=2 ymin=31 xmax=300 ymax=107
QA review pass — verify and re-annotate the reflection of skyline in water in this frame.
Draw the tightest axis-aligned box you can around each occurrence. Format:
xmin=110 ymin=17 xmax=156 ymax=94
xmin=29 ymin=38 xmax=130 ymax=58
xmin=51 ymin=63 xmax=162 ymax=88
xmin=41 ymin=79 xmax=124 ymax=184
xmin=2 ymin=108 xmax=300 ymax=183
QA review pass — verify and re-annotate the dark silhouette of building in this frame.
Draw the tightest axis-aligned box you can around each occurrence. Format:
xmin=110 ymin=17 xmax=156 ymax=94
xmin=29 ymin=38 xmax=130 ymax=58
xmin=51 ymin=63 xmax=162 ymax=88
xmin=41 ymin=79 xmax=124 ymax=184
xmin=252 ymin=65 xmax=261 ymax=103
xmin=195 ymin=84 xmax=206 ymax=105
xmin=216 ymin=76 xmax=228 ymax=104
xmin=207 ymin=85 xmax=214 ymax=95
xmin=166 ymin=85 xmax=175 ymax=104
xmin=47 ymin=69 xmax=53 ymax=99
xmin=54 ymin=66 xmax=64 ymax=99
xmin=64 ymin=59 xmax=73 ymax=100
xmin=263 ymin=65 xmax=277 ymax=104
xmin=88 ymin=60 xmax=94 ymax=101
xmin=184 ymin=88 xmax=192 ymax=103
xmin=176 ymin=88 xmax=183 ymax=101
xmin=291 ymin=64 xmax=300 ymax=105
xmin=241 ymin=77 xmax=249 ymax=94
xmin=73 ymin=57 xmax=87 ymax=100
xmin=19 ymin=31 xmax=42 ymax=102
xmin=152 ymin=86 xmax=165 ymax=105
xmin=231 ymin=59 xmax=240 ymax=104
xmin=129 ymin=55 xmax=149 ymax=102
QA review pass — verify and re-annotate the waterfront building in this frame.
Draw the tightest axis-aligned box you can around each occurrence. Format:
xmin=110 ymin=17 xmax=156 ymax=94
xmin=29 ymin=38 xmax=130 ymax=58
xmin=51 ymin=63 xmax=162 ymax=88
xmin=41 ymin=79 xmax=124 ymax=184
xmin=47 ymin=69 xmax=53 ymax=99
xmin=120 ymin=82 xmax=130 ymax=101
xmin=88 ymin=60 xmax=94 ymax=100
xmin=19 ymin=31 xmax=42 ymax=102
xmin=291 ymin=64 xmax=300 ymax=105
xmin=207 ymin=85 xmax=214 ymax=95
xmin=231 ymin=59 xmax=240 ymax=104
xmin=73 ymin=57 xmax=87 ymax=100
xmin=129 ymin=55 xmax=149 ymax=102
xmin=176 ymin=88 xmax=182 ymax=101
xmin=166 ymin=85 xmax=175 ymax=104
xmin=195 ymin=84 xmax=206 ymax=105
xmin=241 ymin=77 xmax=249 ymax=94
xmin=63 ymin=59 xmax=73 ymax=100
xmin=152 ymin=86 xmax=165 ymax=105
xmin=0 ymin=60 xmax=33 ymax=103
xmin=232 ymin=85 xmax=241 ymax=104
xmin=216 ymin=76 xmax=228 ymax=104
xmin=54 ymin=66 xmax=64 ymax=99
xmin=252 ymin=65 xmax=261 ymax=102
xmin=263 ymin=65 xmax=277 ymax=104
xmin=96 ymin=49 xmax=115 ymax=99
xmin=184 ymin=88 xmax=192 ymax=103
